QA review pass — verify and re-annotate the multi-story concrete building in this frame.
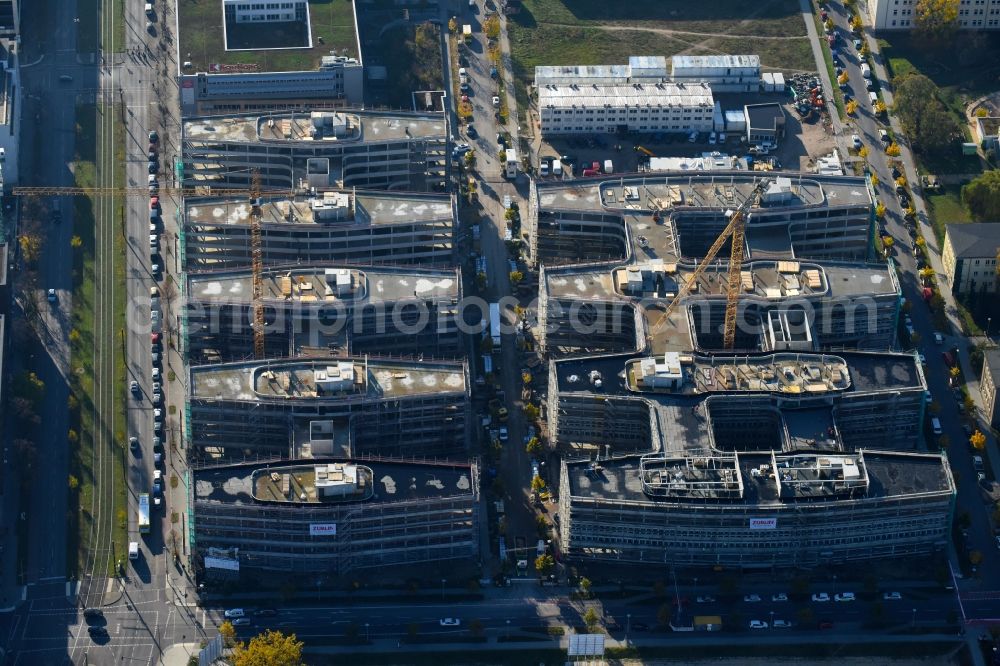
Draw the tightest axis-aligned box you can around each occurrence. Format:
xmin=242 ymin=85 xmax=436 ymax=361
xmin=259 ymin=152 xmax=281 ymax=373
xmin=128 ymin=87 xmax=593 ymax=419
xmin=224 ymin=0 xmax=307 ymax=23
xmin=866 ymin=0 xmax=1000 ymax=30
xmin=980 ymin=350 xmax=1000 ymax=430
xmin=530 ymin=169 xmax=948 ymax=567
xmin=558 ymin=450 xmax=954 ymax=568
xmin=941 ymin=223 xmax=1000 ymax=296
xmin=181 ymin=58 xmax=365 ymax=115
xmin=187 ymin=356 xmax=470 ymax=464
xmin=193 ymin=458 xmax=479 ymax=576
xmin=547 ymin=349 xmax=928 ymax=454
xmin=533 ymin=54 xmax=769 ymax=136
xmin=540 ymin=259 xmax=901 ymax=356
xmin=181 ymin=190 xmax=455 ymax=271
xmin=527 ymin=173 xmax=876 ymax=267
xmin=537 ymin=81 xmax=715 ymax=136
xmin=185 ymin=264 xmax=463 ymax=363
xmin=181 ymin=110 xmax=448 ymax=192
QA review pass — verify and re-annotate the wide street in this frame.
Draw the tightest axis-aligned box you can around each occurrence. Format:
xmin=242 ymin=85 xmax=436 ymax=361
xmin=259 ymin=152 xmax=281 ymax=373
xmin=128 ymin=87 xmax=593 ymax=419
xmin=827 ymin=0 xmax=1000 ymax=594
xmin=0 ymin=0 xmax=203 ymax=662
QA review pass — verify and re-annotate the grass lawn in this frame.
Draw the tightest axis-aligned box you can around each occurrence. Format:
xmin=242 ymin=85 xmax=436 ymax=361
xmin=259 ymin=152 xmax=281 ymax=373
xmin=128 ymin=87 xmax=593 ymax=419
xmin=226 ymin=20 xmax=311 ymax=50
xmin=178 ymin=0 xmax=357 ymax=73
xmin=67 ymin=104 xmax=128 ymax=577
xmin=925 ymin=185 xmax=973 ymax=245
xmin=508 ymin=0 xmax=814 ymax=120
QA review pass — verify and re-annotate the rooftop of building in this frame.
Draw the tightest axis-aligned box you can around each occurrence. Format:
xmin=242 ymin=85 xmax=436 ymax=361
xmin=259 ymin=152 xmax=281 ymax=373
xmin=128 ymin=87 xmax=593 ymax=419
xmin=535 ymin=172 xmax=871 ymax=215
xmin=188 ymin=265 xmax=459 ymax=305
xmin=554 ymin=350 xmax=922 ymax=398
xmin=190 ymin=357 xmax=467 ymax=402
xmin=945 ymin=223 xmax=1000 ymax=259
xmin=745 ymin=103 xmax=786 ymax=132
xmin=538 ymin=82 xmax=714 ymax=109
xmin=534 ymin=55 xmax=760 ymax=87
xmin=671 ymin=54 xmax=761 ymax=72
xmin=184 ymin=190 xmax=453 ymax=227
xmin=546 ymin=259 xmax=897 ymax=301
xmin=564 ymin=450 xmax=952 ymax=506
xmin=183 ymin=110 xmax=446 ymax=144
xmin=626 ymin=352 xmax=852 ymax=397
xmin=194 ymin=458 xmax=475 ymax=506
xmin=177 ymin=0 xmax=359 ymax=76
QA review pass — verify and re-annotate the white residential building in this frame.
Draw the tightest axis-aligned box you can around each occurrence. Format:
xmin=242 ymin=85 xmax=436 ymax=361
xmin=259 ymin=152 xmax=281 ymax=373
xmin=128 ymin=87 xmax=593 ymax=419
xmin=537 ymin=81 xmax=714 ymax=135
xmin=867 ymin=0 xmax=1000 ymax=30
xmin=223 ymin=0 xmax=307 ymax=23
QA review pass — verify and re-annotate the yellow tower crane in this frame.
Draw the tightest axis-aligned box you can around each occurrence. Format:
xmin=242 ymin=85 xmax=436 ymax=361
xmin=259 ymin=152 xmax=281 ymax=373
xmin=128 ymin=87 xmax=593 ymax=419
xmin=654 ymin=178 xmax=770 ymax=350
xmin=249 ymin=171 xmax=265 ymax=359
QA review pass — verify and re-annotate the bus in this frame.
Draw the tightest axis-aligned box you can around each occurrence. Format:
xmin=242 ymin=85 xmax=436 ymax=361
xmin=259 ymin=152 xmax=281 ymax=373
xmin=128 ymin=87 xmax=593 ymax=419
xmin=138 ymin=493 xmax=150 ymax=534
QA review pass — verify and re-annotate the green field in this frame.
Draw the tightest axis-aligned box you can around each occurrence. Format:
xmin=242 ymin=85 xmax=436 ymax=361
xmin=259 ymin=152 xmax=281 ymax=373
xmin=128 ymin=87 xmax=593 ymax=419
xmin=178 ymin=0 xmax=358 ymax=74
xmin=508 ymin=0 xmax=815 ymax=121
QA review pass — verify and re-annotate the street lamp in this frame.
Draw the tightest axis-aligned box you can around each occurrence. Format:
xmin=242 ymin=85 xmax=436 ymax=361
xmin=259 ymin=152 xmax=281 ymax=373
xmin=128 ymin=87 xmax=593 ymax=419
xmin=912 ymin=608 xmax=917 ymax=629
xmin=770 ymin=610 xmax=774 ymax=628
xmin=626 ymin=613 xmax=631 ymax=643
xmin=832 ymin=574 xmax=837 ymax=598
xmin=441 ymin=578 xmax=446 ymax=600
xmin=506 ymin=619 xmax=511 ymax=640
xmin=988 ymin=317 xmax=992 ymax=339
xmin=365 ymin=622 xmax=370 ymax=642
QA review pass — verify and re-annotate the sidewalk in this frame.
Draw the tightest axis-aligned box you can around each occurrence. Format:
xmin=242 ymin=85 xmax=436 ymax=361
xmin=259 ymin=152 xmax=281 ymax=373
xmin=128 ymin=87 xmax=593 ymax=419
xmin=801 ymin=0 xmax=845 ymax=140
xmin=158 ymin=642 xmax=202 ymax=666
xmin=863 ymin=29 xmax=1000 ymax=504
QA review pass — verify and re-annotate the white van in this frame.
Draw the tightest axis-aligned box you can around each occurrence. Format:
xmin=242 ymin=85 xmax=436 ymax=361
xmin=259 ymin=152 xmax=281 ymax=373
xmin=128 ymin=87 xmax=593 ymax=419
xmin=551 ymin=159 xmax=562 ymax=177
xmin=869 ymin=91 xmax=878 ymax=105
xmin=144 ymin=2 xmax=154 ymax=17
xmin=224 ymin=608 xmax=245 ymax=619
xmin=128 ymin=541 xmax=139 ymax=560
xmin=931 ymin=417 xmax=942 ymax=435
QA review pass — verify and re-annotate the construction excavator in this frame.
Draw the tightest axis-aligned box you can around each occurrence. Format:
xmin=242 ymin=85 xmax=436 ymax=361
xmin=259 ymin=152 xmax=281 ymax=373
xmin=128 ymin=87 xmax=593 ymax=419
xmin=649 ymin=177 xmax=771 ymax=350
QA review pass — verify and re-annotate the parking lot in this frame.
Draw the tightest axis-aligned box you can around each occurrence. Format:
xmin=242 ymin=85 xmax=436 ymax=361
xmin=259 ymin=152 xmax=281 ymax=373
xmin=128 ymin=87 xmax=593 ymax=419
xmin=534 ymin=91 xmax=838 ymax=180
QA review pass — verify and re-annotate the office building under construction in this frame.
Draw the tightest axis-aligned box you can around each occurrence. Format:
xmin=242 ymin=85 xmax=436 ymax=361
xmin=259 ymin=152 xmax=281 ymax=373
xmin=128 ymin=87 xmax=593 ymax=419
xmin=185 ymin=265 xmax=463 ymax=363
xmin=186 ymin=356 xmax=470 ymax=465
xmin=558 ymin=450 xmax=954 ymax=567
xmin=181 ymin=190 xmax=455 ymax=271
xmin=531 ymin=171 xmax=951 ymax=567
xmin=194 ymin=459 xmax=479 ymax=576
xmin=181 ymin=110 xmax=448 ymax=192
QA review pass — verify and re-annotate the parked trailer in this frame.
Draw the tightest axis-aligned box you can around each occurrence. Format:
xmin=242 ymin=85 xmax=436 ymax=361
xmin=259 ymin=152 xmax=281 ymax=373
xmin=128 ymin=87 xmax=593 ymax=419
xmin=489 ymin=302 xmax=501 ymax=346
xmin=138 ymin=493 xmax=150 ymax=534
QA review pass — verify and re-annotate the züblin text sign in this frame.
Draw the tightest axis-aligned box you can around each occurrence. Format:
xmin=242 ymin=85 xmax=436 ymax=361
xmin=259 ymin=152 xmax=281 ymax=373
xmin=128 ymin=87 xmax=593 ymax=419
xmin=309 ymin=523 xmax=338 ymax=536
xmin=749 ymin=517 xmax=777 ymax=530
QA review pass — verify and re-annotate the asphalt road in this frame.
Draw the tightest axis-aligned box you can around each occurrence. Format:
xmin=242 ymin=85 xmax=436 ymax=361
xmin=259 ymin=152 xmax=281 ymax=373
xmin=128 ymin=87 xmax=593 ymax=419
xmin=457 ymin=1 xmax=542 ymax=569
xmin=0 ymin=0 xmax=203 ymax=662
xmin=826 ymin=1 xmax=1000 ymax=593
xmin=200 ymin=580 xmax=967 ymax=640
